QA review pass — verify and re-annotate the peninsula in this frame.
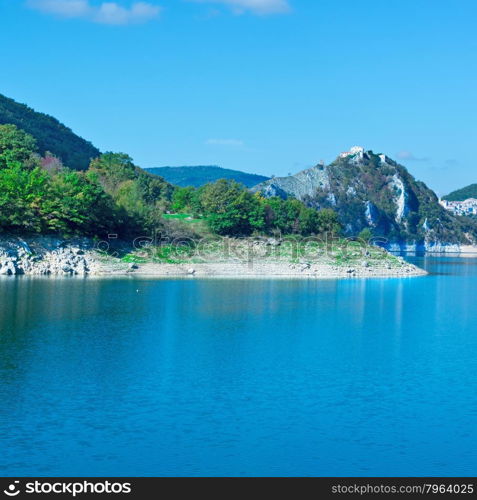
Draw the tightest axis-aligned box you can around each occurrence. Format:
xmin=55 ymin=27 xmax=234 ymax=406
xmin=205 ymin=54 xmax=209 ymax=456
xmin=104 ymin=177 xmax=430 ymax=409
xmin=0 ymin=94 xmax=474 ymax=278
xmin=0 ymin=234 xmax=426 ymax=279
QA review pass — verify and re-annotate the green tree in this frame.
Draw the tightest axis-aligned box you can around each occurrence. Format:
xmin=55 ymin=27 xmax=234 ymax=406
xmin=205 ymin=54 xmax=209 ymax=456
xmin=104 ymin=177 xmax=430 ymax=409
xmin=0 ymin=124 xmax=38 ymax=168
xmin=0 ymin=162 xmax=49 ymax=232
xmin=42 ymin=170 xmax=117 ymax=235
xmin=262 ymin=197 xmax=301 ymax=234
xmin=172 ymin=186 xmax=196 ymax=212
xmin=201 ymin=179 xmax=264 ymax=235
xmin=90 ymin=152 xmax=174 ymax=233
xmin=315 ymin=208 xmax=342 ymax=235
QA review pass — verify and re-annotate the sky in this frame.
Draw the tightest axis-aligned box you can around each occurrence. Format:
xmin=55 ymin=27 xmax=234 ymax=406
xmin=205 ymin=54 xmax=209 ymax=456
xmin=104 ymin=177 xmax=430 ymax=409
xmin=1 ymin=0 xmax=476 ymax=195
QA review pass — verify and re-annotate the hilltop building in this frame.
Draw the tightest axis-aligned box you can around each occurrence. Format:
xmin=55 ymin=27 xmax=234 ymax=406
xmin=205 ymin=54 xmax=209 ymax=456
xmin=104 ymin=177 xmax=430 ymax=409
xmin=339 ymin=146 xmax=365 ymax=159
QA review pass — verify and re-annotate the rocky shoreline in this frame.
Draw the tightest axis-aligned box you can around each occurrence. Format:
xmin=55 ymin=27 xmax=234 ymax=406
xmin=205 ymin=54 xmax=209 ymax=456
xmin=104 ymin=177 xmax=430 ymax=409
xmin=385 ymin=242 xmax=477 ymax=254
xmin=130 ymin=260 xmax=427 ymax=279
xmin=0 ymin=235 xmax=430 ymax=279
xmin=0 ymin=236 xmax=103 ymax=276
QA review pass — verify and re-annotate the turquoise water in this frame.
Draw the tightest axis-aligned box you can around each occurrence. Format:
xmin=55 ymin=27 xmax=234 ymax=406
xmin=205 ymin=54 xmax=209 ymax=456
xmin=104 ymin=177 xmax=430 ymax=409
xmin=0 ymin=257 xmax=476 ymax=477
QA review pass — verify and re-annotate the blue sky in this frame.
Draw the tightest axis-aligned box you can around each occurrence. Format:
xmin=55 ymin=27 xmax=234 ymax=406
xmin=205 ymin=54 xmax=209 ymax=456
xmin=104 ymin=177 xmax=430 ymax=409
xmin=1 ymin=0 xmax=476 ymax=194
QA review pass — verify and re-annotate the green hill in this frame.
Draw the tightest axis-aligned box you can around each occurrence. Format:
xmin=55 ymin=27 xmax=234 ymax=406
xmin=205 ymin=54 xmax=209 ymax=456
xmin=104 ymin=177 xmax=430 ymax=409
xmin=252 ymin=147 xmax=477 ymax=245
xmin=145 ymin=165 xmax=270 ymax=188
xmin=442 ymin=184 xmax=477 ymax=201
xmin=0 ymin=93 xmax=100 ymax=170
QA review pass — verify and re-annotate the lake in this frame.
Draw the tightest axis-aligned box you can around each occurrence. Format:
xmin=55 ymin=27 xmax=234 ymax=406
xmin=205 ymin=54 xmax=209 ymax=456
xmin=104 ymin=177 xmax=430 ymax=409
xmin=0 ymin=257 xmax=476 ymax=477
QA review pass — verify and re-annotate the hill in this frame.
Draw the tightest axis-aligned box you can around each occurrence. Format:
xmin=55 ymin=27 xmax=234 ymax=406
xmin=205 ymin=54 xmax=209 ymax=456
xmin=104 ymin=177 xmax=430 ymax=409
xmin=145 ymin=165 xmax=270 ymax=188
xmin=442 ymin=184 xmax=477 ymax=201
xmin=0 ymin=93 xmax=100 ymax=170
xmin=252 ymin=146 xmax=477 ymax=246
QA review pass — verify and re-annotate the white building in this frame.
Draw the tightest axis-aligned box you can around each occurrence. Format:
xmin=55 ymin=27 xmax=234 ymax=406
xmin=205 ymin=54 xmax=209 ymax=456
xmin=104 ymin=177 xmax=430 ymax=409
xmin=440 ymin=198 xmax=477 ymax=216
xmin=339 ymin=146 xmax=365 ymax=159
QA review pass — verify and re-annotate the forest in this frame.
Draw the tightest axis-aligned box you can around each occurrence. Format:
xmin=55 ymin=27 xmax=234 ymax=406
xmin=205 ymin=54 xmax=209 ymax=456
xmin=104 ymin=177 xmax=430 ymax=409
xmin=0 ymin=124 xmax=341 ymax=240
xmin=0 ymin=93 xmax=100 ymax=171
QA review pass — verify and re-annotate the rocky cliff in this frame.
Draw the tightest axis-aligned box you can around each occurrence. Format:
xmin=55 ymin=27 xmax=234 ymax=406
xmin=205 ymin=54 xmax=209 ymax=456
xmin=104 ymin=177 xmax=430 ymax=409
xmin=252 ymin=147 xmax=477 ymax=246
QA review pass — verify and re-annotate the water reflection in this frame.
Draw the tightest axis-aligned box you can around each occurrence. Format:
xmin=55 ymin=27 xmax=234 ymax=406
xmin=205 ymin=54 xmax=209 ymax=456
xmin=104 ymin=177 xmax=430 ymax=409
xmin=0 ymin=259 xmax=476 ymax=476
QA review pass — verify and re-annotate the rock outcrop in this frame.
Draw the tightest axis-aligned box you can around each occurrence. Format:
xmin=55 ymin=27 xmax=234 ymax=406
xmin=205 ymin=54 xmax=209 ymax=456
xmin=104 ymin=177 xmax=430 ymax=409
xmin=252 ymin=147 xmax=477 ymax=247
xmin=0 ymin=236 xmax=101 ymax=276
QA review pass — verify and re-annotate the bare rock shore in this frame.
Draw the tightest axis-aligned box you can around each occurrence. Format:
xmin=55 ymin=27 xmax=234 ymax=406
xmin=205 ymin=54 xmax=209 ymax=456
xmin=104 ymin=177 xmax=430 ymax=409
xmin=0 ymin=235 xmax=427 ymax=279
xmin=131 ymin=260 xmax=427 ymax=279
xmin=0 ymin=236 xmax=103 ymax=276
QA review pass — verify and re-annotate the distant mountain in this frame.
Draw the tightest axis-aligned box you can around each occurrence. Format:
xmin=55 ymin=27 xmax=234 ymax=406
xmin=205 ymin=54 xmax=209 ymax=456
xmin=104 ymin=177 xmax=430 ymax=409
xmin=252 ymin=146 xmax=477 ymax=246
xmin=145 ymin=165 xmax=270 ymax=188
xmin=442 ymin=184 xmax=477 ymax=201
xmin=0 ymin=93 xmax=100 ymax=170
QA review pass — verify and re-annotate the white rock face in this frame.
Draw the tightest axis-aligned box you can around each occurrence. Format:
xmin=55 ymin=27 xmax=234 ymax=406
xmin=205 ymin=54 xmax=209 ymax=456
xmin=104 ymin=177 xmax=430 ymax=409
xmin=364 ymin=201 xmax=379 ymax=227
xmin=391 ymin=174 xmax=409 ymax=222
xmin=327 ymin=192 xmax=337 ymax=206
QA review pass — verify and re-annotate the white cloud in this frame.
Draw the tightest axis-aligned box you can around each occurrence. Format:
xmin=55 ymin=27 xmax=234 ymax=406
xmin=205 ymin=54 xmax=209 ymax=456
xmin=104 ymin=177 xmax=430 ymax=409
xmin=94 ymin=2 xmax=160 ymax=24
xmin=206 ymin=138 xmax=244 ymax=146
xmin=189 ymin=0 xmax=291 ymax=15
xmin=27 ymin=0 xmax=161 ymax=24
xmin=396 ymin=150 xmax=429 ymax=162
xmin=28 ymin=0 xmax=91 ymax=17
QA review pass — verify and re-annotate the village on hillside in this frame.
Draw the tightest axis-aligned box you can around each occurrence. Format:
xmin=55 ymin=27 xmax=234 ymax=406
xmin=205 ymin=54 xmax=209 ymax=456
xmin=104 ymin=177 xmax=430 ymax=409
xmin=440 ymin=198 xmax=477 ymax=217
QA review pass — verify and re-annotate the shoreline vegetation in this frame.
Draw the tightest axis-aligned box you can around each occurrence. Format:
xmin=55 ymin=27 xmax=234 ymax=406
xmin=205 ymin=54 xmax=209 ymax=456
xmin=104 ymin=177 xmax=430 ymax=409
xmin=0 ymin=122 xmax=475 ymax=281
xmin=0 ymin=235 xmax=430 ymax=279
